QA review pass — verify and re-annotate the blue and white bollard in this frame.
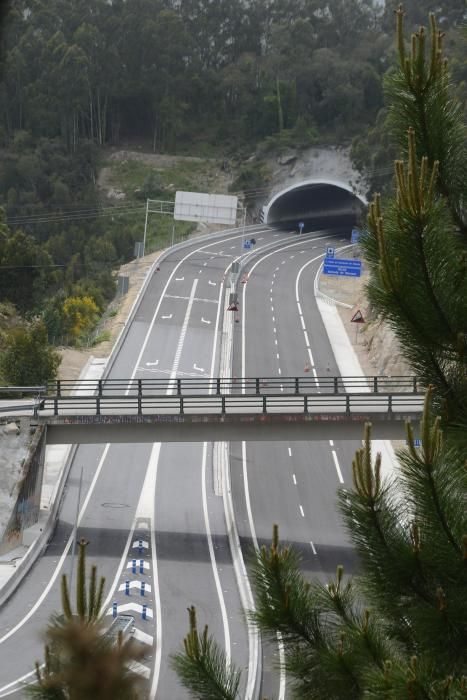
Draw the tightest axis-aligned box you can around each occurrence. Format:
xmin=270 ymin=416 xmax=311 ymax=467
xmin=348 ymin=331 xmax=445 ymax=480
xmin=141 ymin=581 xmax=145 ymax=597
xmin=125 ymin=580 xmax=130 ymax=596
xmin=142 ymin=604 xmax=147 ymax=620
xmin=112 ymin=602 xmax=118 ymax=618
xmin=132 ymin=559 xmax=136 ymax=574
xmin=139 ymin=559 xmax=144 ymax=574
xmin=138 ymin=539 xmax=143 ymax=554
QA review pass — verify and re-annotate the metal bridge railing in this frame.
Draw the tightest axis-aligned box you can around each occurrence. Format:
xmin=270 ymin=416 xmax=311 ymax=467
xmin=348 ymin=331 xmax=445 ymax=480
xmin=38 ymin=375 xmax=422 ymax=398
xmin=39 ymin=392 xmax=425 ymax=418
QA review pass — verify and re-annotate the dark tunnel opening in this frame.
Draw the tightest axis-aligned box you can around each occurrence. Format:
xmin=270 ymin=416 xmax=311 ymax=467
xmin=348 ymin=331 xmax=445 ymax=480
xmin=265 ymin=182 xmax=366 ymax=234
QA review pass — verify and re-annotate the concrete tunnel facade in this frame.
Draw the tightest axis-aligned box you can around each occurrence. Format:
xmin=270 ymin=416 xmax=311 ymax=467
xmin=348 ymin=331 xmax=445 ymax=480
xmin=263 ymin=179 xmax=367 ymax=232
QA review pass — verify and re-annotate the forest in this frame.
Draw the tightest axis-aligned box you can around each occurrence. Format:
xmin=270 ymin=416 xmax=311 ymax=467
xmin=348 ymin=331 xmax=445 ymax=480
xmin=0 ymin=0 xmax=465 ymax=373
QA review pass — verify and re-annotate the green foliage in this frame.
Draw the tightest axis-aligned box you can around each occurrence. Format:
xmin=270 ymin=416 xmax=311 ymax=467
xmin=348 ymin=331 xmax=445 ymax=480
xmin=363 ymin=10 xmax=467 ymax=440
xmin=92 ymin=330 xmax=111 ymax=346
xmin=171 ymin=606 xmax=241 ymax=700
xmin=229 ymin=163 xmax=271 ymax=196
xmin=29 ymin=540 xmax=143 ymax=699
xmin=62 ymin=295 xmax=99 ymax=342
xmin=0 ymin=320 xmax=61 ymax=385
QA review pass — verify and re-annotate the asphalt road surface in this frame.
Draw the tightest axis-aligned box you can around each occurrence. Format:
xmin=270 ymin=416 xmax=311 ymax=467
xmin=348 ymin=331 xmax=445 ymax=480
xmin=0 ymin=224 xmax=358 ymax=699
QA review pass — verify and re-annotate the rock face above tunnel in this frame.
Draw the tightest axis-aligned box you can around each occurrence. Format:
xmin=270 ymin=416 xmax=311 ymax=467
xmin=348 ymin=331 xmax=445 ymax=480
xmin=269 ymin=145 xmax=367 ymax=199
xmin=262 ymin=146 xmax=368 ymax=230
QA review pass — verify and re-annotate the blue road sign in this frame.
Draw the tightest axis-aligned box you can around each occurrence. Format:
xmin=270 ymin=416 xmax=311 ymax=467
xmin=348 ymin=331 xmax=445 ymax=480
xmin=298 ymin=221 xmax=304 ymax=233
xmin=243 ymin=240 xmax=251 ymax=250
xmin=326 ymin=246 xmax=335 ymax=258
xmin=351 ymin=229 xmax=360 ymax=244
xmin=323 ymin=258 xmax=362 ymax=277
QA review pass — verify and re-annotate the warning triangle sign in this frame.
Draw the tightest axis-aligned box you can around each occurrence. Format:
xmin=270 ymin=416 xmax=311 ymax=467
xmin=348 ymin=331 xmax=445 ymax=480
xmin=351 ymin=309 xmax=364 ymax=323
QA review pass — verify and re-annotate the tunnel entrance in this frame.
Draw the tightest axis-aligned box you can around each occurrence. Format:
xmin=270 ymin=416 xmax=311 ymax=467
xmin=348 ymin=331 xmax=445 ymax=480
xmin=263 ymin=180 xmax=366 ymax=233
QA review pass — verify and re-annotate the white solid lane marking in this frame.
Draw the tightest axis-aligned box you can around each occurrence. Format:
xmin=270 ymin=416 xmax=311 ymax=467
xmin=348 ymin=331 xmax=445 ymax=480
xmin=310 ymin=541 xmax=317 ymax=555
xmin=297 ymin=302 xmax=302 ymax=315
xmin=288 ymin=447 xmax=292 ymax=457
xmin=201 ymin=441 xmax=231 ymax=665
xmin=0 ymin=444 xmax=111 ymax=646
xmin=201 ymin=317 xmax=211 ymax=324
xmin=332 ymin=450 xmax=344 ymax=484
xmin=292 ymin=473 xmax=297 ymax=485
xmin=169 ymin=279 xmax=198 ymax=384
xmin=299 ymin=505 xmax=305 ymax=517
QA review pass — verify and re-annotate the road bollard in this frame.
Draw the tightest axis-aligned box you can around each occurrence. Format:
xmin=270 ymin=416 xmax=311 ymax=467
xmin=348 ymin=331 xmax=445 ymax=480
xmin=142 ymin=604 xmax=147 ymax=620
xmin=139 ymin=559 xmax=144 ymax=574
xmin=125 ymin=580 xmax=130 ymax=596
xmin=112 ymin=602 xmax=117 ymax=618
xmin=138 ymin=539 xmax=143 ymax=554
xmin=141 ymin=581 xmax=145 ymax=597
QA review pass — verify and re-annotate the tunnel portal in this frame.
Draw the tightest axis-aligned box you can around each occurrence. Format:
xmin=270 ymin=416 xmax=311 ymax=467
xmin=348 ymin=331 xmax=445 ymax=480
xmin=263 ymin=180 xmax=366 ymax=233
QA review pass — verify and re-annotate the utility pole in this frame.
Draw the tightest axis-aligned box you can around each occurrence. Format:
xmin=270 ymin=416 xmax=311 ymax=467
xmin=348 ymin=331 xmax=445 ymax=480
xmin=142 ymin=199 xmax=149 ymax=256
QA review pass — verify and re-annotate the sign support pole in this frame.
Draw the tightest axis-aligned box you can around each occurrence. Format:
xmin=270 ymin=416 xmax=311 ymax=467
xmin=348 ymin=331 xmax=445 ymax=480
xmin=142 ymin=199 xmax=149 ymax=257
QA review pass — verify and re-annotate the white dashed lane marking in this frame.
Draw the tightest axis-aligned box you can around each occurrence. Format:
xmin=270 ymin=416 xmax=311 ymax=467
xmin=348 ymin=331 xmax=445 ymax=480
xmin=288 ymin=447 xmax=292 ymax=457
xmin=292 ymin=473 xmax=297 ymax=485
xmin=332 ymin=450 xmax=344 ymax=484
xmin=299 ymin=505 xmax=305 ymax=517
xmin=310 ymin=541 xmax=317 ymax=555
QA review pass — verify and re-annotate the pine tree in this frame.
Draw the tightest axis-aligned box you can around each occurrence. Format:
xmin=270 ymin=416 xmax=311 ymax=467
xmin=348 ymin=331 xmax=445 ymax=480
xmin=363 ymin=6 xmax=467 ymax=445
xmin=173 ymin=8 xmax=467 ymax=699
xmin=29 ymin=539 xmax=144 ymax=699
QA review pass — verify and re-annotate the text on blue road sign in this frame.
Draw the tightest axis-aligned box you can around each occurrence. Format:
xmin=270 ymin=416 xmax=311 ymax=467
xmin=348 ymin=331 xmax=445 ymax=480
xmin=323 ymin=258 xmax=362 ymax=277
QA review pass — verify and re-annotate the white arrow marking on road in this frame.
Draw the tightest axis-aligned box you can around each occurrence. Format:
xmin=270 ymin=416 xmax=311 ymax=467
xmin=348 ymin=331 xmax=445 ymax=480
xmin=127 ymin=661 xmax=151 ymax=679
xmin=118 ymin=581 xmax=153 ymax=593
xmin=175 ymin=276 xmax=184 ymax=281
xmin=161 ymin=314 xmax=172 ymax=319
xmin=208 ymin=280 xmax=216 ymax=286
xmin=201 ymin=318 xmax=211 ymax=324
xmin=193 ymin=363 xmax=205 ymax=372
xmin=145 ymin=361 xmax=159 ymax=367
xmin=126 ymin=561 xmax=150 ymax=571
xmin=133 ymin=628 xmax=154 ymax=646
xmin=106 ymin=602 xmax=153 ymax=618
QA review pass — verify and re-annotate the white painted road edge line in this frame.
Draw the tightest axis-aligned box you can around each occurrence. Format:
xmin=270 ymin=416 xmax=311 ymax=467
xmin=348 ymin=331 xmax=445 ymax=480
xmin=0 ymin=444 xmax=111 ymax=647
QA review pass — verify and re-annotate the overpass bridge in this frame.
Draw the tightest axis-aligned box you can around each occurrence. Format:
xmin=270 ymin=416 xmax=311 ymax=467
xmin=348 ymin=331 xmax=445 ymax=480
xmin=1 ymin=376 xmax=425 ymax=444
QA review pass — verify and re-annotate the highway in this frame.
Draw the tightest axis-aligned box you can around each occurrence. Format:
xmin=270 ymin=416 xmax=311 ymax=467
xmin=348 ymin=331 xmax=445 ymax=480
xmin=230 ymin=231 xmax=362 ymax=697
xmin=0 ymin=224 xmax=361 ymax=699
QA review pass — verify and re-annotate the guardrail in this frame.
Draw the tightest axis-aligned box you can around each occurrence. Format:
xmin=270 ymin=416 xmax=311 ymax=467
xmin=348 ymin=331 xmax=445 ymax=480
xmin=39 ymin=375 xmax=422 ymax=398
xmin=39 ymin=392 xmax=424 ymax=417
